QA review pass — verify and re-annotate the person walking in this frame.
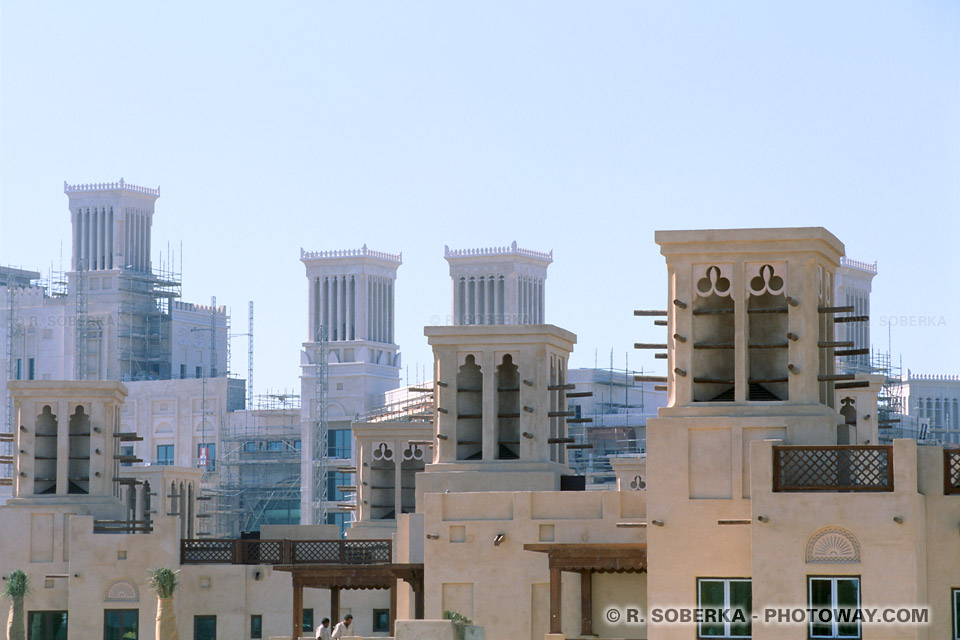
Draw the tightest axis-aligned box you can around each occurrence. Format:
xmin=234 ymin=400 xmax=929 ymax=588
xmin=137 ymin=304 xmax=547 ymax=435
xmin=331 ymin=614 xmax=353 ymax=639
xmin=315 ymin=617 xmax=332 ymax=640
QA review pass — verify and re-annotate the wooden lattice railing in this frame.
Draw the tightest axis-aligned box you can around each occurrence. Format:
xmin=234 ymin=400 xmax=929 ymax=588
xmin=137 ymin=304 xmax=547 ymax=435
xmin=180 ymin=538 xmax=392 ymax=565
xmin=944 ymin=449 xmax=960 ymax=495
xmin=773 ymin=445 xmax=893 ymax=492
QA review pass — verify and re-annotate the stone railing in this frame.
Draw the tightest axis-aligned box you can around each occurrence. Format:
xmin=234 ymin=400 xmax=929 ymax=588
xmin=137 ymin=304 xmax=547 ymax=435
xmin=64 ymin=178 xmax=160 ymax=197
xmin=839 ymin=257 xmax=877 ymax=274
xmin=300 ymin=245 xmax=402 ymax=264
xmin=444 ymin=241 xmax=553 ymax=262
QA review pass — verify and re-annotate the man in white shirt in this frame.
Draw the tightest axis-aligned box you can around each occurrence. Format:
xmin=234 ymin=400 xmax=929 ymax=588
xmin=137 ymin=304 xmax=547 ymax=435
xmin=315 ymin=617 xmax=332 ymax=640
xmin=330 ymin=614 xmax=353 ymax=639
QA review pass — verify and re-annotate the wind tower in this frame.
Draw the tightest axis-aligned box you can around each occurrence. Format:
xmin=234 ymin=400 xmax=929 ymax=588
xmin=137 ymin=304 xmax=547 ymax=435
xmin=299 ymin=246 xmax=402 ymax=529
xmin=64 ymin=180 xmax=178 ymax=381
xmin=445 ymin=241 xmax=552 ymax=326
xmin=638 ymin=228 xmax=870 ymax=623
xmin=418 ymin=242 xmax=591 ymax=501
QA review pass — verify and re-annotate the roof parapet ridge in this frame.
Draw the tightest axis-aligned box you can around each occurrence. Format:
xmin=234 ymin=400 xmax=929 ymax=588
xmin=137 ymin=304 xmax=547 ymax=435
xmin=64 ymin=178 xmax=160 ymax=197
xmin=443 ymin=240 xmax=553 ymax=262
xmin=839 ymin=256 xmax=877 ymax=274
xmin=300 ymin=244 xmax=402 ymax=264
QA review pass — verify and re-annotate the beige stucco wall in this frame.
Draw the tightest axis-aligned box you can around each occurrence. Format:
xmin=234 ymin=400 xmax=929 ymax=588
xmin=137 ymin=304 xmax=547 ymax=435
xmin=416 ymin=490 xmax=646 ymax=640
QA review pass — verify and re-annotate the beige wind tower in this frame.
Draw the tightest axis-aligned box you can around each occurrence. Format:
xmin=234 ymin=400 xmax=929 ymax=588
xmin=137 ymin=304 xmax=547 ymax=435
xmin=418 ymin=324 xmax=580 ymax=500
xmin=445 ymin=242 xmax=552 ymax=325
xmin=7 ymin=381 xmax=130 ymax=516
xmin=640 ymin=228 xmax=872 ymax=638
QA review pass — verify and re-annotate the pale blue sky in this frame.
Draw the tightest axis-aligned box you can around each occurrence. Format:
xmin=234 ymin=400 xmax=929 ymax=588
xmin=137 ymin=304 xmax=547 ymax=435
xmin=2 ymin=1 xmax=958 ymax=394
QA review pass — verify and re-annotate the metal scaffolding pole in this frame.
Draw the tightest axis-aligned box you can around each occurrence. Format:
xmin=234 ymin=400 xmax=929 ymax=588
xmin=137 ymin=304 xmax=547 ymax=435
xmin=312 ymin=324 xmax=329 ymax=525
xmin=75 ymin=259 xmax=88 ymax=380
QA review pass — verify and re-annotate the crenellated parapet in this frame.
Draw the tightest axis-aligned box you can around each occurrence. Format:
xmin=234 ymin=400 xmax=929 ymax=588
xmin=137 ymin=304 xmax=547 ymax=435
xmin=907 ymin=373 xmax=960 ymax=382
xmin=172 ymin=301 xmax=228 ymax=316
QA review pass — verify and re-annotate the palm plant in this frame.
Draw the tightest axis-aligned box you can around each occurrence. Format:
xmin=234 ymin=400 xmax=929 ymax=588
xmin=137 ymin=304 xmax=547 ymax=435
xmin=443 ymin=609 xmax=473 ymax=640
xmin=3 ymin=570 xmax=29 ymax=640
xmin=148 ymin=568 xmax=180 ymax=640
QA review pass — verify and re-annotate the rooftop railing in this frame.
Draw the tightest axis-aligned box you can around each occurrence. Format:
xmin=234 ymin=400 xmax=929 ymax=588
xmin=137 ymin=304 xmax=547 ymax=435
xmin=64 ymin=179 xmax=160 ymax=197
xmin=300 ymin=245 xmax=402 ymax=264
xmin=773 ymin=445 xmax=893 ymax=492
xmin=180 ymin=538 xmax=392 ymax=565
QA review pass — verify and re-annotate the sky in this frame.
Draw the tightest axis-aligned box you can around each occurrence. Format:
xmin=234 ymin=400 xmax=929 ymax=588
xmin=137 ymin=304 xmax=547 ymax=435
xmin=2 ymin=1 xmax=958 ymax=395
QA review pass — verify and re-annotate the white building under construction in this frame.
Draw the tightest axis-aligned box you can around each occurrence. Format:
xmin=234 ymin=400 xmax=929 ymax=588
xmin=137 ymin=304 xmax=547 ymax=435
xmin=0 ymin=180 xmax=241 ymax=505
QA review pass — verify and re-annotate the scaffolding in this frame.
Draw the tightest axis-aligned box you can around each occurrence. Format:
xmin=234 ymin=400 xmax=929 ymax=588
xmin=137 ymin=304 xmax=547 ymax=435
xmin=75 ymin=259 xmax=88 ymax=380
xmin=872 ymin=350 xmax=908 ymax=443
xmin=116 ymin=264 xmax=181 ymax=381
xmin=566 ymin=362 xmax=652 ymax=486
xmin=360 ymin=386 xmax=434 ymax=423
xmin=211 ymin=391 xmax=303 ymax=537
xmin=1 ymin=286 xmax=18 ymax=487
xmin=312 ymin=325 xmax=330 ymax=525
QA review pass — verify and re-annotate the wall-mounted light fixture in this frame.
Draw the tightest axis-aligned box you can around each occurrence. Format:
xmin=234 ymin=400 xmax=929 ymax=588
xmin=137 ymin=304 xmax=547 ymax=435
xmin=757 ymin=515 xmax=769 ymax=523
xmin=493 ymin=533 xmax=505 ymax=546
xmin=893 ymin=516 xmax=904 ymax=524
xmin=426 ymin=533 xmax=440 ymax=540
xmin=651 ymin=519 xmax=664 ymax=527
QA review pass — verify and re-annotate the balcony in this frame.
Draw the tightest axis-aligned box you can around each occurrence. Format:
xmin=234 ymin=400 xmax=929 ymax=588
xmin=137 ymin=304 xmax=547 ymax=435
xmin=944 ymin=449 xmax=960 ymax=495
xmin=773 ymin=445 xmax=893 ymax=492
xmin=180 ymin=538 xmax=392 ymax=565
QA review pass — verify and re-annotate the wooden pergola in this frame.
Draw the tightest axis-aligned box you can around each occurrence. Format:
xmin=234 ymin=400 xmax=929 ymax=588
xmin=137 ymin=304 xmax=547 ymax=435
xmin=524 ymin=543 xmax=647 ymax=637
xmin=275 ymin=563 xmax=424 ymax=638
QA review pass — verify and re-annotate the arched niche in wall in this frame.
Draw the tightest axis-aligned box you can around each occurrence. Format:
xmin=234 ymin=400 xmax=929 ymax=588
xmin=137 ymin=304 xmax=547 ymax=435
xmin=456 ymin=354 xmax=483 ymax=461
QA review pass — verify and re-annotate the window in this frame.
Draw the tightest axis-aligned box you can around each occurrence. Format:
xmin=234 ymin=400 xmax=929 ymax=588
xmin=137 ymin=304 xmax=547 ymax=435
xmin=195 ymin=366 xmax=202 ymax=379
xmin=197 ymin=444 xmax=216 ymax=471
xmin=328 ymin=429 xmax=351 ymax=458
xmin=326 ymin=512 xmax=351 ymax=538
xmin=250 ymin=615 xmax=262 ymax=639
xmin=193 ymin=615 xmax=216 ymax=640
xmin=326 ymin=471 xmax=352 ymax=501
xmin=302 ymin=609 xmax=314 ymax=632
xmin=953 ymin=589 xmax=960 ymax=640
xmin=120 ymin=445 xmax=135 ymax=467
xmin=104 ymin=609 xmax=138 ymax=640
xmin=243 ymin=441 xmax=258 ymax=453
xmin=16 ymin=358 xmax=22 ymax=380
xmin=157 ymin=444 xmax=174 ymax=466
xmin=373 ymin=609 xmax=390 ymax=633
xmin=808 ymin=576 xmax=860 ymax=639
xmin=28 ymin=611 xmax=67 ymax=640
xmin=180 ymin=364 xmax=187 ymax=379
xmin=28 ymin=358 xmax=35 ymax=380
xmin=294 ymin=440 xmax=302 ymax=451
xmin=266 ymin=441 xmax=283 ymax=452
xmin=697 ymin=578 xmax=751 ymax=638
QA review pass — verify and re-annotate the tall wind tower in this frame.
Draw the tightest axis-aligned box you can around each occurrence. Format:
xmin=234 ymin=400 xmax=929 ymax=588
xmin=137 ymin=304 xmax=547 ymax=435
xmin=299 ymin=245 xmax=402 ymax=528
xmin=444 ymin=241 xmax=552 ymax=326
